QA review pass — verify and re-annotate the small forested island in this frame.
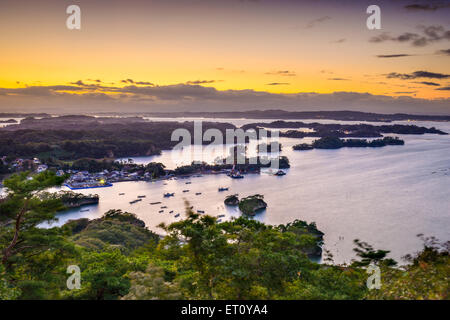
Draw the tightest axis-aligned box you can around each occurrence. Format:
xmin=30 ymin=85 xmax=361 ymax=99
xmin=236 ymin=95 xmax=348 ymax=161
xmin=0 ymin=119 xmax=17 ymax=124
xmin=224 ymin=194 xmax=239 ymax=206
xmin=0 ymin=171 xmax=448 ymax=300
xmin=238 ymin=194 xmax=267 ymax=216
xmin=40 ymin=191 xmax=99 ymax=209
xmin=242 ymin=120 xmax=447 ymax=138
xmin=172 ymin=156 xmax=290 ymax=176
xmin=293 ymin=136 xmax=405 ymax=151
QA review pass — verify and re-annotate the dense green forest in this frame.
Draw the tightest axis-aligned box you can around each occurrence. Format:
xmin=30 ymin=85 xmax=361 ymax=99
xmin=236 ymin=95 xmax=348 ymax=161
xmin=0 ymin=116 xmax=235 ymax=160
xmin=0 ymin=172 xmax=448 ymax=300
xmin=293 ymin=136 xmax=405 ymax=151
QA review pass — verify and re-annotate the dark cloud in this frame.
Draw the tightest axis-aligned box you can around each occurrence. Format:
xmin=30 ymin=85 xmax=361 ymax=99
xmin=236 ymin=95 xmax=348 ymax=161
xmin=394 ymin=91 xmax=418 ymax=94
xmin=0 ymin=85 xmax=83 ymax=96
xmin=414 ymin=81 xmax=441 ymax=86
xmin=436 ymin=49 xmax=450 ymax=55
xmin=386 ymin=71 xmax=450 ymax=80
xmin=120 ymin=79 xmax=154 ymax=86
xmin=305 ymin=16 xmax=331 ymax=29
xmin=266 ymin=83 xmax=290 ymax=86
xmin=186 ymin=80 xmax=218 ymax=85
xmin=265 ymin=70 xmax=296 ymax=77
xmin=370 ymin=25 xmax=450 ymax=47
xmin=405 ymin=3 xmax=450 ymax=11
xmin=376 ymin=54 xmax=413 ymax=58
xmin=71 ymin=80 xmax=86 ymax=86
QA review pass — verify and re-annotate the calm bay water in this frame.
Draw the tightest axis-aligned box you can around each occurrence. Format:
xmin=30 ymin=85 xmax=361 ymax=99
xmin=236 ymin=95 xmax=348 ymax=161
xmin=11 ymin=118 xmax=450 ymax=264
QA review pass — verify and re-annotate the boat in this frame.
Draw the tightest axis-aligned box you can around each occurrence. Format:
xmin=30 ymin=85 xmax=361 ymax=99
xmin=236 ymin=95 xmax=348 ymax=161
xmin=217 ymin=219 xmax=222 ymax=223
xmin=228 ymin=172 xmax=244 ymax=179
xmin=158 ymin=210 xmax=164 ymax=213
xmin=197 ymin=210 xmax=205 ymax=214
xmin=183 ymin=189 xmax=190 ymax=193
xmin=137 ymin=195 xmax=146 ymax=198
xmin=129 ymin=199 xmax=142 ymax=204
xmin=274 ymin=170 xmax=286 ymax=176
xmin=80 ymin=209 xmax=90 ymax=212
xmin=174 ymin=213 xmax=180 ymax=217
xmin=150 ymin=202 xmax=161 ymax=205
xmin=161 ymin=206 xmax=167 ymax=209
xmin=195 ymin=192 xmax=202 ymax=195
xmin=164 ymin=193 xmax=175 ymax=197
xmin=218 ymin=187 xmax=229 ymax=192
xmin=218 ymin=214 xmax=225 ymax=218
xmin=169 ymin=210 xmax=173 ymax=213
xmin=185 ymin=182 xmax=191 ymax=184
xmin=119 ymin=193 xmax=125 ymax=195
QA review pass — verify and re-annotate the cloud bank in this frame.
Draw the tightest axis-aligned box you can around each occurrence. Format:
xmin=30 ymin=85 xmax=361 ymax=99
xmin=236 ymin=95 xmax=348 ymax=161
xmin=0 ymin=81 xmax=449 ymax=115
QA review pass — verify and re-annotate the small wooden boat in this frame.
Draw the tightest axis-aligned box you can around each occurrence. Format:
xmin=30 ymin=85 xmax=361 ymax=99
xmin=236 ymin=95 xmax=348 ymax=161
xmin=274 ymin=170 xmax=286 ymax=176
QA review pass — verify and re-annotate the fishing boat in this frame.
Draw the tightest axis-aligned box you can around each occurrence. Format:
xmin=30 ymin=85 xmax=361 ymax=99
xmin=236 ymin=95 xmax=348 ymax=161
xmin=174 ymin=213 xmax=181 ymax=218
xmin=164 ymin=192 xmax=175 ymax=197
xmin=218 ymin=187 xmax=229 ymax=192
xmin=274 ymin=170 xmax=286 ymax=176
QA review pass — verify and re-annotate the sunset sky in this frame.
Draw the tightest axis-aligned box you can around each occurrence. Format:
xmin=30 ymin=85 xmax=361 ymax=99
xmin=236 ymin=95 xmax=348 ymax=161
xmin=0 ymin=0 xmax=449 ymax=114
